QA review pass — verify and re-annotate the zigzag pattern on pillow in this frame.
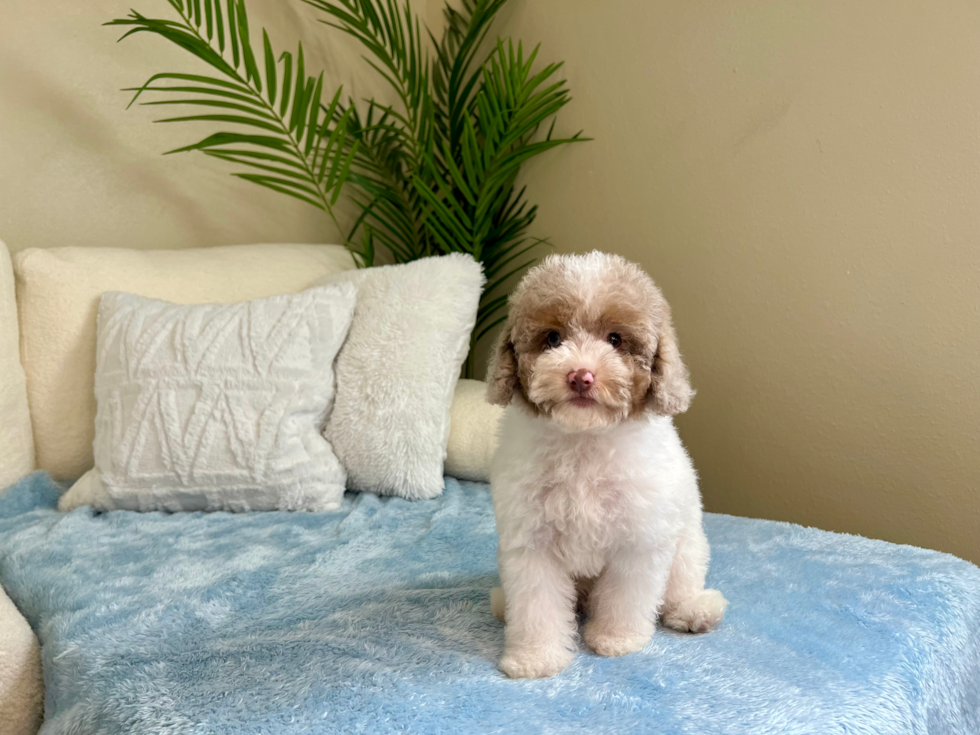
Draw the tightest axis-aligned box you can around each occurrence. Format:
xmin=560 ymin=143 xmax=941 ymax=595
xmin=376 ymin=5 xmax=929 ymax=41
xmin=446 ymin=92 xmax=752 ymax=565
xmin=62 ymin=284 xmax=357 ymax=513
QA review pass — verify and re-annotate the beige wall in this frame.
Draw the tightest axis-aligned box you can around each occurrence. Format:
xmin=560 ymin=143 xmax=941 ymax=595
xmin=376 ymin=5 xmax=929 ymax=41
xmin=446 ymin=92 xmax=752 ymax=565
xmin=491 ymin=1 xmax=980 ymax=562
xmin=3 ymin=2 xmax=978 ymax=561
xmin=0 ymin=0 xmax=398 ymax=255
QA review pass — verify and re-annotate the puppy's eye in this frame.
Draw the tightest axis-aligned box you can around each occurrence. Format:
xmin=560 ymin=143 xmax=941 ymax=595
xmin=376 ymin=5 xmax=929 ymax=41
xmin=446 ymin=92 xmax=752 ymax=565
xmin=608 ymin=333 xmax=623 ymax=348
xmin=546 ymin=331 xmax=562 ymax=349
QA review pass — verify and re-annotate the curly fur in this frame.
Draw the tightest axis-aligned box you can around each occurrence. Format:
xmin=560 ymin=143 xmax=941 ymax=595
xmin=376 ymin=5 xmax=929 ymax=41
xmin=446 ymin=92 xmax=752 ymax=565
xmin=487 ymin=251 xmax=727 ymax=679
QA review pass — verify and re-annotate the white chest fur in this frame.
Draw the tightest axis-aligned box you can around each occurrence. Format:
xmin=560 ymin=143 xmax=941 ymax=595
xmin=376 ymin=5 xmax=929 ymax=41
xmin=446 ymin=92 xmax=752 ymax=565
xmin=534 ymin=433 xmax=632 ymax=576
xmin=491 ymin=408 xmax=695 ymax=579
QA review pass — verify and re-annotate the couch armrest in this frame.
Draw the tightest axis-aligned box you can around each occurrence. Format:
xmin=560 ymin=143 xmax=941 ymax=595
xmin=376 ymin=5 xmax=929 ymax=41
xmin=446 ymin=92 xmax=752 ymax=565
xmin=0 ymin=586 xmax=43 ymax=735
xmin=445 ymin=379 xmax=503 ymax=483
xmin=0 ymin=238 xmax=35 ymax=491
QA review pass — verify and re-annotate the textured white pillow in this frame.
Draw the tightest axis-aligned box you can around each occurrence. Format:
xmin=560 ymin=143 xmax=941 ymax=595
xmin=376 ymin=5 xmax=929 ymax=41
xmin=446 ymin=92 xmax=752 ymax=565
xmin=58 ymin=284 xmax=356 ymax=513
xmin=315 ymin=254 xmax=484 ymax=500
xmin=0 ymin=239 xmax=34 ymax=491
xmin=14 ymin=243 xmax=356 ymax=481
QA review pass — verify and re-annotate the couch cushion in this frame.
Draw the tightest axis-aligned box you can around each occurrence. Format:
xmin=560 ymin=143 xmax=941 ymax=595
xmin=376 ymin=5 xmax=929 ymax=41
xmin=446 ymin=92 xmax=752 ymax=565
xmin=14 ymin=243 xmax=355 ymax=480
xmin=445 ymin=379 xmax=503 ymax=483
xmin=0 ymin=239 xmax=34 ymax=491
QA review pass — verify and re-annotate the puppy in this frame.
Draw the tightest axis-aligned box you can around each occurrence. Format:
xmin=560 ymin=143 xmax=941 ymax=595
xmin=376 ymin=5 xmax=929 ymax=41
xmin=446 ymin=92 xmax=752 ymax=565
xmin=486 ymin=251 xmax=727 ymax=679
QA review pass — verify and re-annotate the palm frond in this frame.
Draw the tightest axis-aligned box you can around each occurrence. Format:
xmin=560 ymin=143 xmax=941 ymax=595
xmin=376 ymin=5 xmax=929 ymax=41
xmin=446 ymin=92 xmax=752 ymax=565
xmin=114 ymin=0 xmax=589 ymax=374
xmin=108 ymin=0 xmax=359 ymax=246
xmin=413 ymin=37 xmax=587 ymax=340
xmin=339 ymin=99 xmax=429 ymax=259
xmin=303 ymin=0 xmax=433 ymax=160
xmin=429 ymin=0 xmax=507 ymax=151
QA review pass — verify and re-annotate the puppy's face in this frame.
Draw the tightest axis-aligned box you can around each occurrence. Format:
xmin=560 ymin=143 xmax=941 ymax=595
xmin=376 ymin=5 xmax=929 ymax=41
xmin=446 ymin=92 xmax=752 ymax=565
xmin=487 ymin=252 xmax=693 ymax=431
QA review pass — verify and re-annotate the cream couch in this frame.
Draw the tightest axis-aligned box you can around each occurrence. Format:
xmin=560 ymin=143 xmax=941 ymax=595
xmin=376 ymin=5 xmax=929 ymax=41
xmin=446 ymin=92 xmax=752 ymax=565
xmin=0 ymin=240 xmax=42 ymax=735
xmin=0 ymin=239 xmax=501 ymax=734
xmin=0 ymin=588 xmax=42 ymax=735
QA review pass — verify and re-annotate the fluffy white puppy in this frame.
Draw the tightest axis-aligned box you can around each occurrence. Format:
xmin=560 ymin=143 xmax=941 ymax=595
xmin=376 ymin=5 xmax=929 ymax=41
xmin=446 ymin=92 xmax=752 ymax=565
xmin=486 ymin=251 xmax=727 ymax=679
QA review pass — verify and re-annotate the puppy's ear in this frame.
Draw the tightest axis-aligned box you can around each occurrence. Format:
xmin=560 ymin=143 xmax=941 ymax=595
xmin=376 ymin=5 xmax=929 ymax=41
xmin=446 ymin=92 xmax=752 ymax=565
xmin=648 ymin=309 xmax=694 ymax=416
xmin=486 ymin=325 xmax=519 ymax=406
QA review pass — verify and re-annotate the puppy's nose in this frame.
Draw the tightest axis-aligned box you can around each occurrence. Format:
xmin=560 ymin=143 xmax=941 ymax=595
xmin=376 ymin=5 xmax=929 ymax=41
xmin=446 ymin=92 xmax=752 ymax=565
xmin=567 ymin=369 xmax=595 ymax=395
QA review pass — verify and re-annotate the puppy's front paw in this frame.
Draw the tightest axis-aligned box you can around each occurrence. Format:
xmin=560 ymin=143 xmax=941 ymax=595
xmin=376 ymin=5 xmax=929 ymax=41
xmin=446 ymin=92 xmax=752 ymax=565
xmin=499 ymin=645 xmax=573 ymax=679
xmin=662 ymin=589 xmax=728 ymax=633
xmin=583 ymin=620 xmax=651 ymax=657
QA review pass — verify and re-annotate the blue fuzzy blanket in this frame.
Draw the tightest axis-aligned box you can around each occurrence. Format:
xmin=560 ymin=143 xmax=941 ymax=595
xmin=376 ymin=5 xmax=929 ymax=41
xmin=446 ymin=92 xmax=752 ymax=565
xmin=1 ymin=472 xmax=979 ymax=734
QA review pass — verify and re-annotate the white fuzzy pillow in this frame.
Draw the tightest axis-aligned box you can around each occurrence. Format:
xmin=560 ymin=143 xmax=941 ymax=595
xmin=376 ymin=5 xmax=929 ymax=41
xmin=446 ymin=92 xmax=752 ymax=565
xmin=58 ymin=284 xmax=356 ymax=513
xmin=314 ymin=254 xmax=484 ymax=500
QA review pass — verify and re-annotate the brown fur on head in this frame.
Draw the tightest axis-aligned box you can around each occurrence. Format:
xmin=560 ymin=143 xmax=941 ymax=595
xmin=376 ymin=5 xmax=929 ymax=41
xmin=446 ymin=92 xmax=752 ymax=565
xmin=486 ymin=251 xmax=693 ymax=431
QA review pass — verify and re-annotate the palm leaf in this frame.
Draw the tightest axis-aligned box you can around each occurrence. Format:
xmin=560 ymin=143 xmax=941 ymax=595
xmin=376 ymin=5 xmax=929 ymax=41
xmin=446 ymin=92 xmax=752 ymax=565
xmin=109 ymin=0 xmax=358 ymax=253
xmin=114 ymin=0 xmax=588 ymax=375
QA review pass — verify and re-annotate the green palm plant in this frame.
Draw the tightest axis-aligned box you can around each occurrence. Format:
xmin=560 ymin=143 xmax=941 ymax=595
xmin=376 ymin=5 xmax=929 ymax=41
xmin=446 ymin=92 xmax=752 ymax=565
xmin=109 ymin=0 xmax=586 ymax=375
